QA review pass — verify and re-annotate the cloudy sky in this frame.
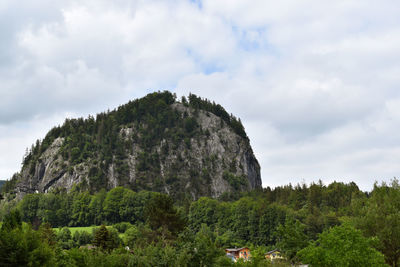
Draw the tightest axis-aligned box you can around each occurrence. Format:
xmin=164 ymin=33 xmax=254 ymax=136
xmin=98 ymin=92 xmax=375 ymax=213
xmin=1 ymin=0 xmax=400 ymax=191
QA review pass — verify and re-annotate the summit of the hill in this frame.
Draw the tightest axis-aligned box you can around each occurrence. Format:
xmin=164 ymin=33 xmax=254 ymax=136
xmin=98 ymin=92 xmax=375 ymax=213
xmin=3 ymin=91 xmax=261 ymax=200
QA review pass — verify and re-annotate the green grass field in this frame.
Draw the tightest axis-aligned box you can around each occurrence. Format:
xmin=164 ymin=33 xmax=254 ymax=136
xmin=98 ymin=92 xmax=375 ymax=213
xmin=53 ymin=226 xmax=126 ymax=239
xmin=53 ymin=226 xmax=98 ymax=235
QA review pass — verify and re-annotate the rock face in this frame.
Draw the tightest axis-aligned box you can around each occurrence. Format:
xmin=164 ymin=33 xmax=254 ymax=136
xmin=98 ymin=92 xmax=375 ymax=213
xmin=12 ymin=92 xmax=261 ymax=200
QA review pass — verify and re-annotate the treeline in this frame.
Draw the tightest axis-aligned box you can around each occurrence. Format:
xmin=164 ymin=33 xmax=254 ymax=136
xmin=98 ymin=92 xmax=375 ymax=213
xmin=2 ymin=180 xmax=400 ymax=266
xmin=0 ymin=210 xmax=270 ymax=267
xmin=5 ymin=186 xmax=285 ymax=246
xmin=13 ymin=188 xmax=156 ymax=227
xmin=267 ymin=179 xmax=400 ymax=266
xmin=4 ymin=181 xmax=359 ymax=244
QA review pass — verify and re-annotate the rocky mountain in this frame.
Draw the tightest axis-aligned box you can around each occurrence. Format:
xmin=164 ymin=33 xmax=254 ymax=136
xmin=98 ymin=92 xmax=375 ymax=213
xmin=3 ymin=91 xmax=261 ymax=200
xmin=0 ymin=180 xmax=5 ymax=190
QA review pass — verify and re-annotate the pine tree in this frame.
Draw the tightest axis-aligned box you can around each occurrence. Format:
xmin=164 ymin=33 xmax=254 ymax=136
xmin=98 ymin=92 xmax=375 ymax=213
xmin=93 ymin=225 xmax=111 ymax=251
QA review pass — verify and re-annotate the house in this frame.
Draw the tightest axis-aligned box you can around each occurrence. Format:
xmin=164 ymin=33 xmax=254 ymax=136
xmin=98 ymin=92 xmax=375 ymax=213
xmin=265 ymin=249 xmax=284 ymax=261
xmin=225 ymin=253 xmax=236 ymax=262
xmin=225 ymin=247 xmax=251 ymax=261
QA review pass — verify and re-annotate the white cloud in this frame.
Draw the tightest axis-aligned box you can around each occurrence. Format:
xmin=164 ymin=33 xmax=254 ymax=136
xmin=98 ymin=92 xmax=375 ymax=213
xmin=1 ymin=0 xmax=400 ymax=191
xmin=0 ymin=113 xmax=69 ymax=179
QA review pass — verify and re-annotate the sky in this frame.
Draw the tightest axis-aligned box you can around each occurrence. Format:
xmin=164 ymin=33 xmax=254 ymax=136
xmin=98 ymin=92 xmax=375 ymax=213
xmin=1 ymin=0 xmax=400 ymax=191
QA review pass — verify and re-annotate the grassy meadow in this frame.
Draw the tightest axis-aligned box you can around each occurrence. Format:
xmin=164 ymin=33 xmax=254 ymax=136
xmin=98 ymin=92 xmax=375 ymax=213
xmin=53 ymin=225 xmax=126 ymax=239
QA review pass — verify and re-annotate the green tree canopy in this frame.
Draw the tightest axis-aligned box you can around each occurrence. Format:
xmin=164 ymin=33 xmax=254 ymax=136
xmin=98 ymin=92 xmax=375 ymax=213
xmin=353 ymin=179 xmax=400 ymax=267
xmin=298 ymin=224 xmax=387 ymax=267
xmin=276 ymin=216 xmax=309 ymax=263
xmin=144 ymin=193 xmax=186 ymax=239
xmin=93 ymin=225 xmax=112 ymax=251
xmin=0 ymin=213 xmax=54 ymax=267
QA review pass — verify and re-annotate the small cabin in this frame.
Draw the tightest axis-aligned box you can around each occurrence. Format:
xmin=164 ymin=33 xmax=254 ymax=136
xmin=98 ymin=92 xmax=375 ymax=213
xmin=225 ymin=247 xmax=251 ymax=261
xmin=265 ymin=249 xmax=284 ymax=261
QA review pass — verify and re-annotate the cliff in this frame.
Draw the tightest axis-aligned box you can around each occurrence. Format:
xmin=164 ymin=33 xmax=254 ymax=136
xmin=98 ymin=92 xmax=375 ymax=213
xmin=5 ymin=91 xmax=261 ymax=200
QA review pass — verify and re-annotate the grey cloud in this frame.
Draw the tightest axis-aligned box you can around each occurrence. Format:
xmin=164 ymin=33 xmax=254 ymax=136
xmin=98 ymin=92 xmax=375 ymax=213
xmin=1 ymin=0 xmax=400 ymax=191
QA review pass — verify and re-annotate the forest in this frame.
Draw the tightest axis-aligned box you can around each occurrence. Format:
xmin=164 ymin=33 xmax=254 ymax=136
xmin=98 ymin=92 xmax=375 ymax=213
xmin=0 ymin=91 xmax=398 ymax=266
xmin=0 ymin=179 xmax=399 ymax=266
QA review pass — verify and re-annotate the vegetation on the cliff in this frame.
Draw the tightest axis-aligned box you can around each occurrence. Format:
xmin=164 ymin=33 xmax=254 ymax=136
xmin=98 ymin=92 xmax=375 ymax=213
xmin=2 ymin=91 xmax=259 ymax=199
xmin=21 ymin=91 xmax=246 ymax=170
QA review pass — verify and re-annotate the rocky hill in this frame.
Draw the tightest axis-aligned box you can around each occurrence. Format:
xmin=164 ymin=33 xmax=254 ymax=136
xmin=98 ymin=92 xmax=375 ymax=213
xmin=0 ymin=180 xmax=5 ymax=190
xmin=3 ymin=91 xmax=261 ymax=200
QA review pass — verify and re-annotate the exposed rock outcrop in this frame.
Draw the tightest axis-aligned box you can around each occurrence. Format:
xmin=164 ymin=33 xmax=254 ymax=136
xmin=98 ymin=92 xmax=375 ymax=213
xmin=11 ymin=92 xmax=261 ymax=200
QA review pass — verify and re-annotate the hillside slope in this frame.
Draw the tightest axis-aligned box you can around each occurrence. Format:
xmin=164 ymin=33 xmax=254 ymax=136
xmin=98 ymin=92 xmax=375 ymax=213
xmin=4 ymin=91 xmax=261 ymax=200
xmin=0 ymin=180 xmax=5 ymax=190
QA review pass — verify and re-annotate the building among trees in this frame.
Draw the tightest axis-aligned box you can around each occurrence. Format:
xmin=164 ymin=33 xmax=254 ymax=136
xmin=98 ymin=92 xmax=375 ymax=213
xmin=225 ymin=247 xmax=251 ymax=261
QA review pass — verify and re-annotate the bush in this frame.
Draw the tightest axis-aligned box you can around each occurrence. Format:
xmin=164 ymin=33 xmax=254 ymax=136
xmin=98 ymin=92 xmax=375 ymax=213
xmin=113 ymin=222 xmax=132 ymax=233
xmin=73 ymin=230 xmax=93 ymax=246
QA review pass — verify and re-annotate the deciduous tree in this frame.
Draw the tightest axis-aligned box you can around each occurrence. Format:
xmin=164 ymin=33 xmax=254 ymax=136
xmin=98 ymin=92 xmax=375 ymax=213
xmin=298 ymin=224 xmax=387 ymax=267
